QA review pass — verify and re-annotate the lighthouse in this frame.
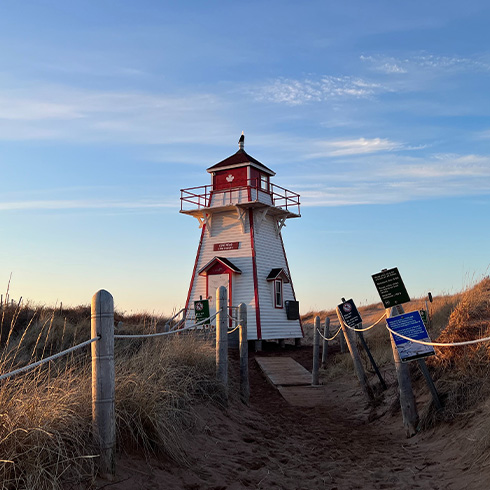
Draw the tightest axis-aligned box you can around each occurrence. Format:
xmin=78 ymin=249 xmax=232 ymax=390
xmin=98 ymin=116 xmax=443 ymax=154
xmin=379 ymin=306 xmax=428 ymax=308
xmin=180 ymin=134 xmax=303 ymax=343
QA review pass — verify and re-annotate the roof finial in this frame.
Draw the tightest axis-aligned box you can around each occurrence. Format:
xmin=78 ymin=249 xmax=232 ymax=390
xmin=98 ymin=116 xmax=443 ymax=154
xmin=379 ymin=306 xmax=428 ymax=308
xmin=238 ymin=131 xmax=244 ymax=150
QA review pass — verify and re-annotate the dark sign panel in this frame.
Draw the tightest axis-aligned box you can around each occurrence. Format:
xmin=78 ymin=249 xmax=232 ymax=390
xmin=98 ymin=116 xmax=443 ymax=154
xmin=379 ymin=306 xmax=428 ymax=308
xmin=337 ymin=298 xmax=362 ymax=328
xmin=194 ymin=299 xmax=210 ymax=325
xmin=386 ymin=311 xmax=435 ymax=362
xmin=213 ymin=242 xmax=240 ymax=251
xmin=372 ymin=268 xmax=410 ymax=308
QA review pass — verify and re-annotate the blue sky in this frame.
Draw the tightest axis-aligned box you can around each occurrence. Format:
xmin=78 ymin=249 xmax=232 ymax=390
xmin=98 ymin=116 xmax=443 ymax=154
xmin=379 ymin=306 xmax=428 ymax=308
xmin=0 ymin=1 xmax=489 ymax=315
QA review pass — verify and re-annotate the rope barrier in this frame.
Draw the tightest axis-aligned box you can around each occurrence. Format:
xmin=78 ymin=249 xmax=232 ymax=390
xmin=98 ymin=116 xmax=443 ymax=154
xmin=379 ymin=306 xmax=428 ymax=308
xmin=0 ymin=336 xmax=99 ymax=382
xmin=227 ymin=325 xmax=240 ymax=335
xmin=385 ymin=325 xmax=490 ymax=347
xmin=114 ymin=310 xmax=221 ymax=339
xmin=340 ymin=312 xmax=387 ymax=332
xmin=316 ymin=326 xmax=343 ymax=341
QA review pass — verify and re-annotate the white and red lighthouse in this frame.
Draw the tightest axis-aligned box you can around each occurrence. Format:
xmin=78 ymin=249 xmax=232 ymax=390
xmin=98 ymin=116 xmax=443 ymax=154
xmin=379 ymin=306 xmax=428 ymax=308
xmin=180 ymin=134 xmax=303 ymax=342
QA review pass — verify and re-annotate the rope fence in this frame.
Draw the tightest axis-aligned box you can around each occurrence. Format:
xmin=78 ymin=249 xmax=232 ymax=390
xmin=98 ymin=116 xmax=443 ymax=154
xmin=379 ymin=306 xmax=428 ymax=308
xmin=114 ymin=310 xmax=220 ymax=339
xmin=319 ymin=311 xmax=490 ymax=348
xmin=317 ymin=325 xmax=342 ymax=342
xmin=0 ymin=336 xmax=99 ymax=382
xmin=0 ymin=286 xmax=249 ymax=481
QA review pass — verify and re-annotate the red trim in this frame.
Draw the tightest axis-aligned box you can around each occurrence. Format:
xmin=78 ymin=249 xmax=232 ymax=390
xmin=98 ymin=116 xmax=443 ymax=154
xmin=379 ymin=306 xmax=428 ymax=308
xmin=249 ymin=208 xmax=262 ymax=339
xmin=185 ymin=224 xmax=206 ymax=311
xmin=280 ymin=232 xmax=303 ymax=336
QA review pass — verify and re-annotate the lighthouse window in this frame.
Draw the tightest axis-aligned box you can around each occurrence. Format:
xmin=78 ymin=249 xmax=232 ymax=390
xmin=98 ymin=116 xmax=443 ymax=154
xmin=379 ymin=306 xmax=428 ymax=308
xmin=260 ymin=174 xmax=269 ymax=191
xmin=274 ymin=279 xmax=283 ymax=308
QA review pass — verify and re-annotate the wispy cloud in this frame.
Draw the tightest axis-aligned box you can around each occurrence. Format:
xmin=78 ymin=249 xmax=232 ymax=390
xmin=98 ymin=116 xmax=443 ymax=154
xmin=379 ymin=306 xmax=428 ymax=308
xmin=296 ymin=152 xmax=490 ymax=206
xmin=361 ymin=54 xmax=490 ymax=75
xmin=0 ymin=199 xmax=175 ymax=212
xmin=0 ymin=84 xmax=230 ymax=145
xmin=306 ymin=137 xmax=403 ymax=157
xmin=250 ymin=76 xmax=388 ymax=105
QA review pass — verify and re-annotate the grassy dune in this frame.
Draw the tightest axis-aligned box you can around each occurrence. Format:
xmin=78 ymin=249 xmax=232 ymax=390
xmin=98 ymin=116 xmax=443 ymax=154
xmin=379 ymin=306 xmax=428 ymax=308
xmin=0 ymin=305 xmax=222 ymax=489
xmin=1 ymin=276 xmax=490 ymax=488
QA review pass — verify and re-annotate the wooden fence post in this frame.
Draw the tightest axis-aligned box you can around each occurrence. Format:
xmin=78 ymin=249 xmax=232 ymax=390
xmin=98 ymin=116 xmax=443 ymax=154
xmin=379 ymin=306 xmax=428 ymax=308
xmin=321 ymin=317 xmax=330 ymax=368
xmin=312 ymin=316 xmax=320 ymax=385
xmin=388 ymin=305 xmax=419 ymax=437
xmin=339 ymin=329 xmax=347 ymax=353
xmin=91 ymin=290 xmax=116 ymax=479
xmin=238 ymin=303 xmax=249 ymax=404
xmin=336 ymin=307 xmax=373 ymax=401
xmin=216 ymin=286 xmax=228 ymax=400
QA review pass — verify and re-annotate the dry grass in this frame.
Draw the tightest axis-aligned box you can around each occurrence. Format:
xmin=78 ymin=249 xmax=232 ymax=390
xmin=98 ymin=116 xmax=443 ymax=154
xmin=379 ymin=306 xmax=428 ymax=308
xmin=420 ymin=277 xmax=490 ymax=428
xmin=0 ymin=302 xmax=223 ymax=489
xmin=303 ymin=283 xmax=487 ymax=424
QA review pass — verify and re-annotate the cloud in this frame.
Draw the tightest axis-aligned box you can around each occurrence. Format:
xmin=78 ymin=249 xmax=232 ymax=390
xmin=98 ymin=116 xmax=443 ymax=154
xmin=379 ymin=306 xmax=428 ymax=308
xmin=295 ymin=152 xmax=490 ymax=207
xmin=0 ymin=84 xmax=230 ymax=145
xmin=250 ymin=76 xmax=388 ymax=105
xmin=0 ymin=199 xmax=175 ymax=212
xmin=306 ymin=137 xmax=403 ymax=157
xmin=361 ymin=54 xmax=490 ymax=75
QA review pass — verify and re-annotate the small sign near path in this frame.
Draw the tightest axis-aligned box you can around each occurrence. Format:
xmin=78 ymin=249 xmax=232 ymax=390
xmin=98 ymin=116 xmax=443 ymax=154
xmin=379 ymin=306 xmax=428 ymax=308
xmin=338 ymin=298 xmax=362 ymax=328
xmin=386 ymin=311 xmax=435 ymax=362
xmin=372 ymin=267 xmax=410 ymax=308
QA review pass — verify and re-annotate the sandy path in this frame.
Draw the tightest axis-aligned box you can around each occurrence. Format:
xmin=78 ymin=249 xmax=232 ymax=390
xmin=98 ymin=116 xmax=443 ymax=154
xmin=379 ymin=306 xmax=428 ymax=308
xmin=105 ymin=345 xmax=487 ymax=490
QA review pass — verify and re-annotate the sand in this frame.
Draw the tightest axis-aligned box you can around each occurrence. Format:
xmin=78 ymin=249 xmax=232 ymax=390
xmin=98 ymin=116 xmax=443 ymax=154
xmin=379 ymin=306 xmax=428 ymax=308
xmin=97 ymin=345 xmax=490 ymax=490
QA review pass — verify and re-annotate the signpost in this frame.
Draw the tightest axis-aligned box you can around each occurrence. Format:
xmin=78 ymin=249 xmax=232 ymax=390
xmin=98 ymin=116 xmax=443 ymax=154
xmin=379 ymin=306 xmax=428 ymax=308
xmin=337 ymin=299 xmax=362 ymax=328
xmin=194 ymin=299 xmax=210 ymax=325
xmin=337 ymin=298 xmax=387 ymax=390
xmin=386 ymin=311 xmax=435 ymax=362
xmin=372 ymin=267 xmax=410 ymax=308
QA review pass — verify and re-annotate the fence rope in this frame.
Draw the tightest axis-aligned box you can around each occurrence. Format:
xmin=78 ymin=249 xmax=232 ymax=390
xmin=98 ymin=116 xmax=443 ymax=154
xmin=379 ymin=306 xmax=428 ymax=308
xmin=340 ymin=312 xmax=387 ymax=332
xmin=227 ymin=325 xmax=240 ymax=335
xmin=0 ymin=336 xmax=100 ymax=382
xmin=385 ymin=325 xmax=490 ymax=347
xmin=317 ymin=326 xmax=342 ymax=341
xmin=114 ymin=310 xmax=221 ymax=339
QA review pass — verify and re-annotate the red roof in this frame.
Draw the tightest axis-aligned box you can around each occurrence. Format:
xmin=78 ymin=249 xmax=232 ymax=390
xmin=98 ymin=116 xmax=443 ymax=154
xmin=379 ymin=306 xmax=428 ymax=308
xmin=207 ymin=149 xmax=275 ymax=176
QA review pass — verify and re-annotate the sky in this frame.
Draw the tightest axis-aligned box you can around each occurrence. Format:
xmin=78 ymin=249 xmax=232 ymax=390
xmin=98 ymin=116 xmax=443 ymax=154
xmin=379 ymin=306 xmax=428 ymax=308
xmin=0 ymin=1 xmax=489 ymax=315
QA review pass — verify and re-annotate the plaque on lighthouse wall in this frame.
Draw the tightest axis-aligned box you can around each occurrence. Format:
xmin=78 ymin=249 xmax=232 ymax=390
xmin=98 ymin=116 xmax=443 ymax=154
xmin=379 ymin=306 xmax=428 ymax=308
xmin=213 ymin=242 xmax=240 ymax=251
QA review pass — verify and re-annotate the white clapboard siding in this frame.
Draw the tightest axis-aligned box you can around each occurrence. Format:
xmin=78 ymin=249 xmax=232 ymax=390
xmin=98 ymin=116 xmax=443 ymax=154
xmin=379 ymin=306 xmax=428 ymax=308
xmin=187 ymin=209 xmax=258 ymax=338
xmin=253 ymin=213 xmax=302 ymax=340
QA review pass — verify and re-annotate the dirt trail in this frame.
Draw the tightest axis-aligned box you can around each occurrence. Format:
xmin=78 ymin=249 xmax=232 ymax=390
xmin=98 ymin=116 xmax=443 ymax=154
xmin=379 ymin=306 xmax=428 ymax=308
xmin=108 ymin=345 xmax=489 ymax=490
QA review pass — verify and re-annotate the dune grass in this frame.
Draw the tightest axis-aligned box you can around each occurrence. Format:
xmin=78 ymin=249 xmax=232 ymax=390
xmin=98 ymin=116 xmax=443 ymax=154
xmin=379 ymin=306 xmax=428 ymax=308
xmin=0 ymin=303 xmax=222 ymax=489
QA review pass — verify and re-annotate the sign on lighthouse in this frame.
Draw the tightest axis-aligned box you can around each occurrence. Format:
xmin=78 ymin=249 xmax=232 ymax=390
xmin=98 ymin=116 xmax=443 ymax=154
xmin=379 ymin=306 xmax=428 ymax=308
xmin=180 ymin=134 xmax=303 ymax=342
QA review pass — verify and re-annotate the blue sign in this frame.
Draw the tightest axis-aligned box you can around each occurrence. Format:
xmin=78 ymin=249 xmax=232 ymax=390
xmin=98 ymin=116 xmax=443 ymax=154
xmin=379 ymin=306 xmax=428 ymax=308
xmin=386 ymin=311 xmax=435 ymax=362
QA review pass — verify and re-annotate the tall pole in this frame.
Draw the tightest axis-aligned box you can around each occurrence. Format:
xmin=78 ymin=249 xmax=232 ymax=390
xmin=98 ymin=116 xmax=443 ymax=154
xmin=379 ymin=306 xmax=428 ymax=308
xmin=312 ymin=316 xmax=320 ymax=385
xmin=388 ymin=304 xmax=419 ymax=437
xmin=238 ymin=303 xmax=249 ymax=404
xmin=321 ymin=317 xmax=330 ymax=368
xmin=91 ymin=290 xmax=115 ymax=479
xmin=216 ymin=286 xmax=228 ymax=401
xmin=336 ymin=307 xmax=373 ymax=401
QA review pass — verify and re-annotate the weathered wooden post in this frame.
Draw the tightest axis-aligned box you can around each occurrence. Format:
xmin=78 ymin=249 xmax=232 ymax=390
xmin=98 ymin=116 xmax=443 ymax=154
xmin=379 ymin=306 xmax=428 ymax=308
xmin=91 ymin=290 xmax=116 ymax=479
xmin=312 ymin=316 xmax=320 ymax=385
xmin=339 ymin=329 xmax=347 ymax=353
xmin=238 ymin=303 xmax=249 ymax=404
xmin=388 ymin=304 xmax=419 ymax=437
xmin=336 ymin=307 xmax=373 ymax=401
xmin=216 ymin=286 xmax=228 ymax=399
xmin=321 ymin=317 xmax=330 ymax=368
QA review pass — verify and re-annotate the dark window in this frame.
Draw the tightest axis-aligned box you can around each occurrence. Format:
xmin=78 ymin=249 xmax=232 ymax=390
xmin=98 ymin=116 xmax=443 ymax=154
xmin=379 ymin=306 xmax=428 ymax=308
xmin=275 ymin=279 xmax=283 ymax=308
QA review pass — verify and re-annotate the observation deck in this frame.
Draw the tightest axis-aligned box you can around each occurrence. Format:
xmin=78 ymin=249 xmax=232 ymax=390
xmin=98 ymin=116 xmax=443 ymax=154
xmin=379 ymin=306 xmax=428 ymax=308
xmin=180 ymin=178 xmax=301 ymax=220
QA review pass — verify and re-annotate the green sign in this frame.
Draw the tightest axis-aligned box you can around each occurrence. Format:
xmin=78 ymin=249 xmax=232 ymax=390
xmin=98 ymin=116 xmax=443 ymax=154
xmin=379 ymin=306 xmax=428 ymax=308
xmin=372 ymin=268 xmax=410 ymax=308
xmin=419 ymin=309 xmax=428 ymax=327
xmin=194 ymin=299 xmax=210 ymax=324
